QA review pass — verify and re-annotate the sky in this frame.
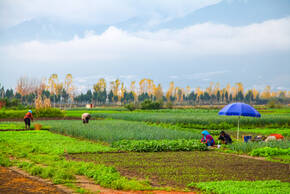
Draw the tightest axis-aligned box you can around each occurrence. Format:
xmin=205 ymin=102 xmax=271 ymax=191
xmin=0 ymin=0 xmax=289 ymax=93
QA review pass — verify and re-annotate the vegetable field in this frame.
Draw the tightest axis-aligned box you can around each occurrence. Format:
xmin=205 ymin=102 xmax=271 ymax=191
xmin=66 ymin=108 xmax=290 ymax=130
xmin=0 ymin=107 xmax=289 ymax=193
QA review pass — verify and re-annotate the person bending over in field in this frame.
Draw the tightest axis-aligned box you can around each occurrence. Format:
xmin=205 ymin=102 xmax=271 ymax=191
xmin=201 ymin=130 xmax=215 ymax=146
xmin=82 ymin=113 xmax=91 ymax=124
xmin=24 ymin=110 xmax=33 ymax=129
xmin=218 ymin=131 xmax=232 ymax=144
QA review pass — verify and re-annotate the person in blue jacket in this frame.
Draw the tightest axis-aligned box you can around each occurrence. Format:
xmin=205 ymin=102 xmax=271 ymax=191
xmin=201 ymin=130 xmax=215 ymax=146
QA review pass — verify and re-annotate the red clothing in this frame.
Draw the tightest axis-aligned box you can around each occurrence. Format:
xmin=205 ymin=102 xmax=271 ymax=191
xmin=201 ymin=134 xmax=215 ymax=145
xmin=270 ymin=134 xmax=284 ymax=140
xmin=24 ymin=112 xmax=33 ymax=120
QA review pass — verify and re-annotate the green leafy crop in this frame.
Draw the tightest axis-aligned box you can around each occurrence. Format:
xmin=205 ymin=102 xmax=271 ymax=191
xmin=112 ymin=139 xmax=208 ymax=152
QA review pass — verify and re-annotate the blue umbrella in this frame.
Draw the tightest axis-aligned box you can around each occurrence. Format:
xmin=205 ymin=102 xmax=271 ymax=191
xmin=218 ymin=102 xmax=261 ymax=139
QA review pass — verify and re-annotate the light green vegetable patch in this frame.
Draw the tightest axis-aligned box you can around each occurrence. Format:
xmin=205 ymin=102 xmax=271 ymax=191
xmin=188 ymin=180 xmax=290 ymax=194
xmin=40 ymin=120 xmax=201 ymax=143
xmin=112 ymin=139 xmax=208 ymax=152
xmin=0 ymin=131 xmax=152 ymax=190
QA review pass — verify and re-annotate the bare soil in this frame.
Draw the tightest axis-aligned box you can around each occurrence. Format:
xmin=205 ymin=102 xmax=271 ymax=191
xmin=0 ymin=166 xmax=68 ymax=194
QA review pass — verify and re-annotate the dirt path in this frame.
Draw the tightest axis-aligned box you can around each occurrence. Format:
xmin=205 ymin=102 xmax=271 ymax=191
xmin=0 ymin=166 xmax=70 ymax=194
xmin=1 ymin=166 xmax=193 ymax=194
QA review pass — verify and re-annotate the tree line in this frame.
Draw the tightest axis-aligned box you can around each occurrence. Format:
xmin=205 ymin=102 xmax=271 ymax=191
xmin=0 ymin=75 xmax=289 ymax=108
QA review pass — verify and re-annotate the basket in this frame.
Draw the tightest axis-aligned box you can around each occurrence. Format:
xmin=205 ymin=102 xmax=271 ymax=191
xmin=34 ymin=124 xmax=42 ymax=130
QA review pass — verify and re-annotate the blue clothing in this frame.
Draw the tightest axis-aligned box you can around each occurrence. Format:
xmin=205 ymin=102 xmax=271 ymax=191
xmin=201 ymin=130 xmax=215 ymax=146
xmin=202 ymin=130 xmax=210 ymax=136
xmin=206 ymin=140 xmax=215 ymax=146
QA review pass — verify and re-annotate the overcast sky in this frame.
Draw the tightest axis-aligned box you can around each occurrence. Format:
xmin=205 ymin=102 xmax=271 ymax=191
xmin=0 ymin=0 xmax=289 ymax=92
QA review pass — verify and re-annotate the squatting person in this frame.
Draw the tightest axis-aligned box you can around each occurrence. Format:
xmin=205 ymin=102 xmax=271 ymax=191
xmin=201 ymin=130 xmax=215 ymax=146
xmin=218 ymin=131 xmax=232 ymax=144
xmin=82 ymin=113 xmax=91 ymax=124
xmin=24 ymin=110 xmax=33 ymax=129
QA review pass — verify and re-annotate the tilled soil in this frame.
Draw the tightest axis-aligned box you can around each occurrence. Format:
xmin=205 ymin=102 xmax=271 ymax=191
xmin=68 ymin=151 xmax=290 ymax=189
xmin=0 ymin=166 xmax=67 ymax=194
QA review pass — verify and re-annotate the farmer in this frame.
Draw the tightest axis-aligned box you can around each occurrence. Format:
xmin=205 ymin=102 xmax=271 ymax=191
xmin=201 ymin=130 xmax=215 ymax=146
xmin=82 ymin=113 xmax=91 ymax=124
xmin=24 ymin=110 xmax=33 ymax=129
xmin=265 ymin=134 xmax=284 ymax=142
xmin=218 ymin=131 xmax=232 ymax=144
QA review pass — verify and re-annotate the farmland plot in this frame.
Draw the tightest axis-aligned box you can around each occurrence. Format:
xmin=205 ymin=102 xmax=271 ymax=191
xmin=39 ymin=120 xmax=202 ymax=143
xmin=68 ymin=151 xmax=290 ymax=189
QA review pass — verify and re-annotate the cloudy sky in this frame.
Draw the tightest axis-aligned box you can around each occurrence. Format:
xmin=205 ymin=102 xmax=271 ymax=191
xmin=0 ymin=0 xmax=289 ymax=92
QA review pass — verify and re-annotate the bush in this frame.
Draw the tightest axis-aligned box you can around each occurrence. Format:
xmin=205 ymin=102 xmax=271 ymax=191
xmin=165 ymin=102 xmax=173 ymax=109
xmin=267 ymin=99 xmax=283 ymax=108
xmin=35 ymin=108 xmax=65 ymax=118
xmin=124 ymin=103 xmax=137 ymax=111
xmin=141 ymin=100 xmax=163 ymax=110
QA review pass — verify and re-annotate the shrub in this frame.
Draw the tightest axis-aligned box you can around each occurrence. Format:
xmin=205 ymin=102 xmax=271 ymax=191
xmin=267 ymin=99 xmax=283 ymax=108
xmin=141 ymin=100 xmax=163 ymax=110
xmin=35 ymin=108 xmax=65 ymax=118
xmin=165 ymin=102 xmax=173 ymax=109
xmin=124 ymin=103 xmax=137 ymax=111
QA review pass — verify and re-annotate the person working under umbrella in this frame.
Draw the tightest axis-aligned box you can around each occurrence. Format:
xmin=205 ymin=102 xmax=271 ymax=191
xmin=201 ymin=130 xmax=215 ymax=146
xmin=218 ymin=131 xmax=232 ymax=144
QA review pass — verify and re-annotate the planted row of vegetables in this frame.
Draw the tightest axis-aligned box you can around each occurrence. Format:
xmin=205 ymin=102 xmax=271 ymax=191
xmin=85 ymin=110 xmax=290 ymax=129
xmin=112 ymin=139 xmax=208 ymax=152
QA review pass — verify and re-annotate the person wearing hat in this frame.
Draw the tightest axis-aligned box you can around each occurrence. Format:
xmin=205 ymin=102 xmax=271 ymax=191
xmin=201 ymin=130 xmax=215 ymax=146
xmin=24 ymin=110 xmax=33 ymax=129
xmin=82 ymin=113 xmax=91 ymax=124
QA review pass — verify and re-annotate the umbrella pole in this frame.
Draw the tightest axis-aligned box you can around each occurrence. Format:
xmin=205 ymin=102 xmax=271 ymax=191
xmin=237 ymin=116 xmax=240 ymax=140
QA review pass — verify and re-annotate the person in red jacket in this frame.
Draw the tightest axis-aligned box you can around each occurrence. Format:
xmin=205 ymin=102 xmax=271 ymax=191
xmin=24 ymin=110 xmax=33 ymax=129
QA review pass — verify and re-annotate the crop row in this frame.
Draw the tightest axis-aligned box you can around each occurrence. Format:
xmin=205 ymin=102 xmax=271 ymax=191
xmin=0 ymin=108 xmax=64 ymax=118
xmin=250 ymin=147 xmax=290 ymax=157
xmin=89 ymin=111 xmax=290 ymax=129
xmin=188 ymin=180 xmax=290 ymax=194
xmin=112 ymin=139 xmax=208 ymax=152
xmin=226 ymin=141 xmax=290 ymax=153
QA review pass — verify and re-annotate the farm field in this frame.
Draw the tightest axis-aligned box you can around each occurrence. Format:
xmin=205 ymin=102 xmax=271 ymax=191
xmin=68 ymin=151 xmax=290 ymax=188
xmin=0 ymin=107 xmax=289 ymax=193
xmin=65 ymin=108 xmax=290 ymax=130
